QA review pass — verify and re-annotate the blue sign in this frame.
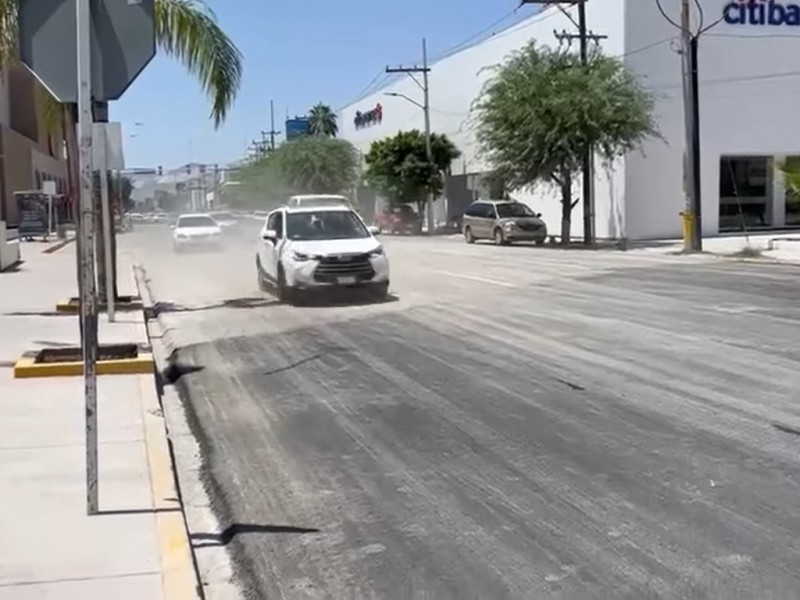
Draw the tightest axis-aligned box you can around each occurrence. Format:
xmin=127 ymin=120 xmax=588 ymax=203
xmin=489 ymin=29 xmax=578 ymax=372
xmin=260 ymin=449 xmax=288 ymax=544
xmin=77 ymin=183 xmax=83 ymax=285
xmin=723 ymin=0 xmax=800 ymax=25
xmin=285 ymin=118 xmax=309 ymax=141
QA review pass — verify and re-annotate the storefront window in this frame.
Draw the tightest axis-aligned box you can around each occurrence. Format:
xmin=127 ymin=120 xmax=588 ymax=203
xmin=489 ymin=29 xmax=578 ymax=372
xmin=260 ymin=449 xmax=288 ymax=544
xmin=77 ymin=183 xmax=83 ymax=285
xmin=719 ymin=156 xmax=773 ymax=230
xmin=782 ymin=156 xmax=800 ymax=226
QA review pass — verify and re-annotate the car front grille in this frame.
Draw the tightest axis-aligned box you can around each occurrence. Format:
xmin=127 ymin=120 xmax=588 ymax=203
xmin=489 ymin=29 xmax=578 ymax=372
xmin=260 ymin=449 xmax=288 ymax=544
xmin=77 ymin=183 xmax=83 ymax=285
xmin=313 ymin=253 xmax=375 ymax=283
xmin=517 ymin=222 xmax=542 ymax=232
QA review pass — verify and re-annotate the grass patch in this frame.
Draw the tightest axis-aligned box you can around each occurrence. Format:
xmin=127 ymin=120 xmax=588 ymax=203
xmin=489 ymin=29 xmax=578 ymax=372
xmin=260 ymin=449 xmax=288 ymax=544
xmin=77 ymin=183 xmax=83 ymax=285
xmin=730 ymin=245 xmax=763 ymax=259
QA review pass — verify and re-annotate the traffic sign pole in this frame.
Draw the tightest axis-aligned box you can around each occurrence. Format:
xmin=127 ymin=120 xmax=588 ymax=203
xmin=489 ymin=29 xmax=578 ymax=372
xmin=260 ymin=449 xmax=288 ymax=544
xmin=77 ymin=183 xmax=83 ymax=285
xmin=98 ymin=126 xmax=115 ymax=322
xmin=76 ymin=0 xmax=99 ymax=516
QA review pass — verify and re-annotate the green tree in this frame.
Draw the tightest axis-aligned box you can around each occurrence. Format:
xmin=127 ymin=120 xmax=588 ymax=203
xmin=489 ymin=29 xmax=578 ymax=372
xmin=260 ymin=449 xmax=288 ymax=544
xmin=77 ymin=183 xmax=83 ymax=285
xmin=364 ymin=130 xmax=460 ymax=217
xmin=475 ymin=43 xmax=656 ymax=243
xmin=239 ymin=136 xmax=359 ymax=198
xmin=307 ymin=103 xmax=338 ymax=137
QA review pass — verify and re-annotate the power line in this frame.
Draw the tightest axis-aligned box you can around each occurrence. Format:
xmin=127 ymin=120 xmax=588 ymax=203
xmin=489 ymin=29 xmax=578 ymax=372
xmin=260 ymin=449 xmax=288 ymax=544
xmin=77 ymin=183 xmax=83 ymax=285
xmin=430 ymin=7 xmax=523 ymax=62
xmin=647 ymin=66 xmax=800 ymax=91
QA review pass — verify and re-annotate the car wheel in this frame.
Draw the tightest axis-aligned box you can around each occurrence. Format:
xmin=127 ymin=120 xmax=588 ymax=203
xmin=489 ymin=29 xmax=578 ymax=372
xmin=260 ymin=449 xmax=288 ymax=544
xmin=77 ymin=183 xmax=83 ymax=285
xmin=276 ymin=264 xmax=294 ymax=304
xmin=493 ymin=227 xmax=506 ymax=246
xmin=256 ymin=257 xmax=269 ymax=292
xmin=464 ymin=226 xmax=475 ymax=244
xmin=372 ymin=281 xmax=390 ymax=301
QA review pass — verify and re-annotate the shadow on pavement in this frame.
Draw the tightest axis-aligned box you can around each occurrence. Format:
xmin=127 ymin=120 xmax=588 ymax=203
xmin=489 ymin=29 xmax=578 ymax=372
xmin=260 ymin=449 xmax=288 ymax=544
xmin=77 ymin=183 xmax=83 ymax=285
xmin=97 ymin=507 xmax=182 ymax=516
xmin=154 ymin=296 xmax=279 ymax=315
xmin=191 ymin=523 xmax=320 ymax=548
xmin=293 ymin=292 xmax=400 ymax=309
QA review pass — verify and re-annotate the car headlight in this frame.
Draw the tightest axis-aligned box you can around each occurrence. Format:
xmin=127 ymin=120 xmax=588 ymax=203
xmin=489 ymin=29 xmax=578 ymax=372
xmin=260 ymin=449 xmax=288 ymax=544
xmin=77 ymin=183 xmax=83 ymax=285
xmin=176 ymin=234 xmax=188 ymax=239
xmin=504 ymin=221 xmax=516 ymax=230
xmin=369 ymin=246 xmax=384 ymax=257
xmin=292 ymin=251 xmax=319 ymax=262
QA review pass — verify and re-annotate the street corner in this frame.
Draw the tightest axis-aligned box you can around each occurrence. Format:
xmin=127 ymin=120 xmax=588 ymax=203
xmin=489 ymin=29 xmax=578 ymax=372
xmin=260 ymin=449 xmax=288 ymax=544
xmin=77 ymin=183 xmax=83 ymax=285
xmin=13 ymin=344 xmax=154 ymax=379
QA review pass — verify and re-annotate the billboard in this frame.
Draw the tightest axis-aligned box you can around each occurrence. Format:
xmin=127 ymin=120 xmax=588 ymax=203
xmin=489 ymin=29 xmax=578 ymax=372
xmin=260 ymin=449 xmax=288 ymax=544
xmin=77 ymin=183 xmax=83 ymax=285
xmin=285 ymin=117 xmax=309 ymax=141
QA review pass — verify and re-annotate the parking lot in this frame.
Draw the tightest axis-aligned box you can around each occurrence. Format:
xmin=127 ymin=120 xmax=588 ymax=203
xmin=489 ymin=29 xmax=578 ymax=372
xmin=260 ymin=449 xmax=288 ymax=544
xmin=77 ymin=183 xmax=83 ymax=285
xmin=124 ymin=224 xmax=800 ymax=598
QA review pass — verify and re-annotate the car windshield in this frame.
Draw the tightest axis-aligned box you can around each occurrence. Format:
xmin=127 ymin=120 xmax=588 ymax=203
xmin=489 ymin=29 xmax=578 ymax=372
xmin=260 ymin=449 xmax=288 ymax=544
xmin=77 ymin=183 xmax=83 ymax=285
xmin=286 ymin=210 xmax=368 ymax=240
xmin=177 ymin=216 xmax=217 ymax=228
xmin=496 ymin=203 xmax=535 ymax=218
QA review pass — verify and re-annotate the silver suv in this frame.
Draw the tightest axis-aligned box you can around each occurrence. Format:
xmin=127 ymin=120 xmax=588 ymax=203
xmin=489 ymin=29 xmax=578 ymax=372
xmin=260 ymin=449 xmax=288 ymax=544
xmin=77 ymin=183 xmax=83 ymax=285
xmin=462 ymin=200 xmax=547 ymax=246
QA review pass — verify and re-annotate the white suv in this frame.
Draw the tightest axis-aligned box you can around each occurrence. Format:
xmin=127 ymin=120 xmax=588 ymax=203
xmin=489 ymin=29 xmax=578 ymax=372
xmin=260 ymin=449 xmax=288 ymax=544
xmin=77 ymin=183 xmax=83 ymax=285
xmin=256 ymin=205 xmax=389 ymax=303
xmin=286 ymin=194 xmax=355 ymax=209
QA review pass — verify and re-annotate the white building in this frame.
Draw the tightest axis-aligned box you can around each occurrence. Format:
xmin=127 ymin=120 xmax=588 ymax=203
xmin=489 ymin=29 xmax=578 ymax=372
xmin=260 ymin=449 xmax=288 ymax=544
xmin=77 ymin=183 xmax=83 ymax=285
xmin=339 ymin=0 xmax=800 ymax=240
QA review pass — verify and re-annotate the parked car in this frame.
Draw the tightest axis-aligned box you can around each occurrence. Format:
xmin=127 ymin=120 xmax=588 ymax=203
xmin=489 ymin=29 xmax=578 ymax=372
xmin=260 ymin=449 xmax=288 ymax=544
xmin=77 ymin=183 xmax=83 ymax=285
xmin=172 ymin=213 xmax=223 ymax=252
xmin=462 ymin=200 xmax=547 ymax=245
xmin=256 ymin=205 xmax=389 ymax=303
xmin=374 ymin=205 xmax=420 ymax=235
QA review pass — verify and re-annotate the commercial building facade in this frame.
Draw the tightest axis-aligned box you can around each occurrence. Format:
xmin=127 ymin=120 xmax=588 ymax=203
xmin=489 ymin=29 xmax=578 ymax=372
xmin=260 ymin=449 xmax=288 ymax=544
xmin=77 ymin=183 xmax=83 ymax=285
xmin=0 ymin=65 xmax=68 ymax=227
xmin=339 ymin=0 xmax=800 ymax=240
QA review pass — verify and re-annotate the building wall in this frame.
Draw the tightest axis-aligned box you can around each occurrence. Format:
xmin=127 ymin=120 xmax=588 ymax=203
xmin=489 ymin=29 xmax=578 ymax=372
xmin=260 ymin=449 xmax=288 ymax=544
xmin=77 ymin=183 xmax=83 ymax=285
xmin=0 ymin=67 xmax=67 ymax=225
xmin=624 ymin=0 xmax=800 ymax=239
xmin=339 ymin=1 xmax=627 ymax=239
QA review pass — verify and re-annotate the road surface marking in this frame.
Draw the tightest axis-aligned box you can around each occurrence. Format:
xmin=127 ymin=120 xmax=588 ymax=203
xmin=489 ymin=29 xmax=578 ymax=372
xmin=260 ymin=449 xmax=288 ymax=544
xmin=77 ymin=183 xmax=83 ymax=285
xmin=432 ymin=270 xmax=517 ymax=288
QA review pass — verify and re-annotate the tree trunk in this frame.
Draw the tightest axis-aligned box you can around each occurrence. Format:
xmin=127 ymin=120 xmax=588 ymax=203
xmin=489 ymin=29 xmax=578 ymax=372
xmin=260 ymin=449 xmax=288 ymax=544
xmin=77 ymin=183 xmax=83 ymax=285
xmin=560 ymin=170 xmax=572 ymax=245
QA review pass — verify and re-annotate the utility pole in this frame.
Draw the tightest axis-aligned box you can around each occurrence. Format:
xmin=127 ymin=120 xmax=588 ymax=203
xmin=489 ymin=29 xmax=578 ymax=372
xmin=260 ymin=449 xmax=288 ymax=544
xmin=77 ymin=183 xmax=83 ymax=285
xmin=262 ymin=99 xmax=281 ymax=152
xmin=677 ymin=0 xmax=702 ymax=252
xmin=386 ymin=38 xmax=435 ymax=235
xmin=552 ymin=5 xmax=606 ymax=245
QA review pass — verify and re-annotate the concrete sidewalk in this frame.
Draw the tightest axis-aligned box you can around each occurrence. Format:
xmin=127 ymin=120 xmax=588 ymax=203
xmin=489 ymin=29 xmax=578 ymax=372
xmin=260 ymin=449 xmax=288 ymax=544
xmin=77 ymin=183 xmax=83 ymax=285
xmin=630 ymin=232 xmax=800 ymax=263
xmin=0 ymin=246 xmax=198 ymax=599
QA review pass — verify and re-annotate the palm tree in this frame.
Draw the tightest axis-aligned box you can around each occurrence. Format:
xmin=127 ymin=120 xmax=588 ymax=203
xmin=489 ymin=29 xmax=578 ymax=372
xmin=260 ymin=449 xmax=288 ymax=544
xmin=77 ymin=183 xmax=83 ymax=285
xmin=307 ymin=103 xmax=338 ymax=137
xmin=0 ymin=0 xmax=243 ymax=299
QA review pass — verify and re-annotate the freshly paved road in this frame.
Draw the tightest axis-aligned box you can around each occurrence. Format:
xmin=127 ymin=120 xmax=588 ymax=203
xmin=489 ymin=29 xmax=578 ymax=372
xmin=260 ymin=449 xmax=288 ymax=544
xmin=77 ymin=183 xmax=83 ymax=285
xmin=125 ymin=224 xmax=800 ymax=599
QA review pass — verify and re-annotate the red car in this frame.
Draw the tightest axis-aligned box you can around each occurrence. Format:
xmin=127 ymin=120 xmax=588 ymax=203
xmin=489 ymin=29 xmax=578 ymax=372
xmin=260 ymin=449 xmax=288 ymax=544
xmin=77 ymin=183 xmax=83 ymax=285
xmin=374 ymin=205 xmax=420 ymax=235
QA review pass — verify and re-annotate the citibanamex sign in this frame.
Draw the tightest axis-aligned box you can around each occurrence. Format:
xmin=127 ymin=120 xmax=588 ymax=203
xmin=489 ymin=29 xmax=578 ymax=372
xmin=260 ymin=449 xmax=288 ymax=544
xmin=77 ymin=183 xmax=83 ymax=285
xmin=354 ymin=103 xmax=382 ymax=129
xmin=724 ymin=0 xmax=800 ymax=25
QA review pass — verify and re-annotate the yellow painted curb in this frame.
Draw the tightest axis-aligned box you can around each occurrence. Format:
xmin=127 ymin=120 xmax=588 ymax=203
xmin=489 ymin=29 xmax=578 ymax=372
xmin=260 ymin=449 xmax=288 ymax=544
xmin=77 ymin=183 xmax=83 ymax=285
xmin=55 ymin=298 xmax=145 ymax=314
xmin=13 ymin=353 xmax=154 ymax=378
xmin=139 ymin=377 xmax=200 ymax=600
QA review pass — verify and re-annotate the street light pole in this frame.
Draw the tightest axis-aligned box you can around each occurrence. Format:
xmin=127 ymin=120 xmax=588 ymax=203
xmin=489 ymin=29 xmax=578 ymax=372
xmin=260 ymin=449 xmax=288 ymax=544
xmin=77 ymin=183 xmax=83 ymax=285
xmin=421 ymin=38 xmax=434 ymax=236
xmin=386 ymin=39 xmax=435 ymax=235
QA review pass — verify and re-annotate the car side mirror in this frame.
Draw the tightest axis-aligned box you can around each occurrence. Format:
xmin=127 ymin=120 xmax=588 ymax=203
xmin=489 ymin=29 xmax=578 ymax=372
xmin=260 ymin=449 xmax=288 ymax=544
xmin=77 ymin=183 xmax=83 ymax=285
xmin=262 ymin=229 xmax=277 ymax=241
xmin=536 ymin=213 xmax=542 ymax=218
xmin=367 ymin=225 xmax=380 ymax=235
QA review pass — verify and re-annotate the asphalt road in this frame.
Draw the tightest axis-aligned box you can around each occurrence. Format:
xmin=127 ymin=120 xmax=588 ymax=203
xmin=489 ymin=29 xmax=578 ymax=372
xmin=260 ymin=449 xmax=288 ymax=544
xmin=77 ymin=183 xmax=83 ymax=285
xmin=124 ymin=224 xmax=800 ymax=599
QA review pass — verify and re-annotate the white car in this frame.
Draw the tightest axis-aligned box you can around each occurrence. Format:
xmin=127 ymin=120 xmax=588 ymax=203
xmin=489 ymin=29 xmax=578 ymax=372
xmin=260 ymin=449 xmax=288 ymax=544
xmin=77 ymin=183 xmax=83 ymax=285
xmin=286 ymin=194 xmax=355 ymax=210
xmin=172 ymin=213 xmax=223 ymax=252
xmin=256 ymin=205 xmax=389 ymax=303
xmin=209 ymin=211 xmax=237 ymax=231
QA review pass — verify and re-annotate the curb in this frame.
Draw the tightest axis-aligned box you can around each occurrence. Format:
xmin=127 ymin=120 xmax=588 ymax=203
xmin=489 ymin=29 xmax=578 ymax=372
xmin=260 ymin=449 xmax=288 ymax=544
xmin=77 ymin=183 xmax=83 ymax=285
xmin=139 ymin=375 xmax=201 ymax=600
xmin=13 ymin=351 xmax=154 ymax=378
xmin=55 ymin=296 xmax=145 ymax=314
xmin=41 ymin=236 xmax=75 ymax=254
xmin=133 ymin=263 xmax=204 ymax=600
